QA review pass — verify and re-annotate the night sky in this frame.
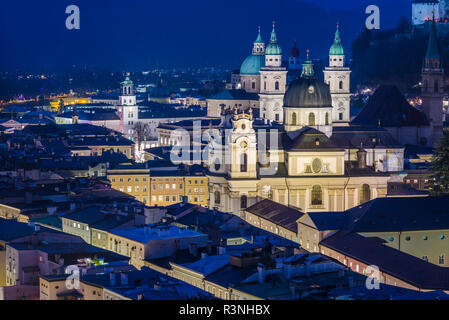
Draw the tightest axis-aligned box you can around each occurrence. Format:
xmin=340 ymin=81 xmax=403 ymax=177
xmin=0 ymin=0 xmax=411 ymax=72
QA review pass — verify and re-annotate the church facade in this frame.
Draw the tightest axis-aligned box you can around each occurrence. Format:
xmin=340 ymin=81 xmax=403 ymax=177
xmin=206 ymin=45 xmax=392 ymax=215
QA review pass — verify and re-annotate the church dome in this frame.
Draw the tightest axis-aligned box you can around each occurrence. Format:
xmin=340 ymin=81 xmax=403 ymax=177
xmin=265 ymin=23 xmax=282 ymax=55
xmin=240 ymin=54 xmax=265 ymax=75
xmin=284 ymin=77 xmax=332 ymax=108
xmin=266 ymin=43 xmax=282 ymax=55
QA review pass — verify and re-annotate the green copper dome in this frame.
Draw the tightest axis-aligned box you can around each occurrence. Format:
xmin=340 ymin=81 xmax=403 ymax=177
xmin=240 ymin=54 xmax=265 ymax=75
xmin=265 ymin=24 xmax=282 ymax=55
xmin=329 ymin=26 xmax=344 ymax=56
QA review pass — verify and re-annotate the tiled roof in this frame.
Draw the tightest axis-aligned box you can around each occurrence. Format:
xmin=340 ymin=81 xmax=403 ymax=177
xmin=245 ymin=199 xmax=304 ymax=233
xmin=321 ymin=231 xmax=449 ymax=290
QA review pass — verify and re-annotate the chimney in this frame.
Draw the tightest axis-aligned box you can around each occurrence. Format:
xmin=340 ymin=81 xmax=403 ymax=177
xmin=218 ymin=246 xmax=226 ymax=255
xmin=109 ymin=273 xmax=116 ymax=286
xmin=137 ymin=293 xmax=143 ymax=300
xmin=189 ymin=242 xmax=198 ymax=257
xmin=207 ymin=240 xmax=212 ymax=254
xmin=348 ymin=276 xmax=354 ymax=288
xmin=120 ymin=273 xmax=128 ymax=285
xmin=201 ymin=252 xmax=208 ymax=260
xmin=34 ymin=225 xmax=40 ymax=232
xmin=70 ymin=202 xmax=76 ymax=211
xmin=305 ymin=257 xmax=312 ymax=276
xmin=357 ymin=144 xmax=367 ymax=169
xmin=257 ymin=263 xmax=265 ymax=283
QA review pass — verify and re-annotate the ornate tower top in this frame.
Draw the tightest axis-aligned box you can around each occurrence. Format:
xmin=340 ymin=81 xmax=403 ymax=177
xmin=265 ymin=21 xmax=282 ymax=55
xmin=329 ymin=23 xmax=344 ymax=56
xmin=301 ymin=49 xmax=315 ymax=78
xmin=252 ymin=26 xmax=265 ymax=55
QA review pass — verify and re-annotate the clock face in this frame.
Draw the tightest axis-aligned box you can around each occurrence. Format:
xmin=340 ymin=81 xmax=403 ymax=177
xmin=308 ymin=85 xmax=315 ymax=94
xmin=240 ymin=141 xmax=248 ymax=149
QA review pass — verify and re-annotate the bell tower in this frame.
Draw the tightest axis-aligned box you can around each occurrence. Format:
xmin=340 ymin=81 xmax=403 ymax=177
xmin=323 ymin=23 xmax=351 ymax=124
xmin=118 ymin=73 xmax=138 ymax=139
xmin=227 ymin=108 xmax=257 ymax=179
xmin=421 ymin=19 xmax=444 ymax=145
xmin=259 ymin=21 xmax=287 ymax=123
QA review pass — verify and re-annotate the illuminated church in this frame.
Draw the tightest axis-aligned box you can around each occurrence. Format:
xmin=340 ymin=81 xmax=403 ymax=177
xmin=206 ymin=24 xmax=406 ymax=216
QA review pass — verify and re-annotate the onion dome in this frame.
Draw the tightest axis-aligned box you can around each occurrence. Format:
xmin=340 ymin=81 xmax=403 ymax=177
xmin=265 ymin=22 xmax=282 ymax=55
xmin=329 ymin=24 xmax=344 ymax=56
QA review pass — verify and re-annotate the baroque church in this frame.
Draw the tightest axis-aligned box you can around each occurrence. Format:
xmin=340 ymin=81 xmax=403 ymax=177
xmin=205 ymin=22 xmax=445 ymax=216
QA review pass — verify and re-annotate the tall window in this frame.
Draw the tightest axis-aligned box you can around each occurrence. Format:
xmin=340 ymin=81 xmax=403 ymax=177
xmin=240 ymin=153 xmax=248 ymax=172
xmin=434 ymin=80 xmax=439 ymax=93
xmin=252 ymin=81 xmax=255 ymax=89
xmin=311 ymin=185 xmax=322 ymax=205
xmin=275 ymin=81 xmax=279 ymax=90
xmin=308 ymin=113 xmax=315 ymax=126
xmin=241 ymin=195 xmax=247 ymax=209
xmin=262 ymin=185 xmax=273 ymax=200
xmin=214 ymin=191 xmax=221 ymax=204
xmin=360 ymin=184 xmax=371 ymax=204
xmin=325 ymin=113 xmax=329 ymax=125
xmin=339 ymin=81 xmax=343 ymax=90
xmin=292 ymin=112 xmax=297 ymax=125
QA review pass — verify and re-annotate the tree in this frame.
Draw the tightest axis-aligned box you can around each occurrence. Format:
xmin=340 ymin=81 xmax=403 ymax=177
xmin=429 ymin=129 xmax=449 ymax=196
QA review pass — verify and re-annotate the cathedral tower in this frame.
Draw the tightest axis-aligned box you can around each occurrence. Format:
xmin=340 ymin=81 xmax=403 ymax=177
xmin=323 ymin=24 xmax=351 ymax=124
xmin=259 ymin=22 xmax=287 ymax=123
xmin=117 ymin=74 xmax=138 ymax=138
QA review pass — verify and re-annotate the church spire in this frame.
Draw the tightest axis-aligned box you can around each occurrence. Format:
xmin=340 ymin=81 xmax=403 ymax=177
xmin=252 ymin=26 xmax=265 ymax=55
xmin=426 ymin=19 xmax=440 ymax=61
xmin=329 ymin=22 xmax=344 ymax=56
xmin=254 ymin=26 xmax=263 ymax=43
xmin=270 ymin=21 xmax=277 ymax=43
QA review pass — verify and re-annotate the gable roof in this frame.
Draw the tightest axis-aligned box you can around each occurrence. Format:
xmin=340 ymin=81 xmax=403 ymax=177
xmin=245 ymin=199 xmax=304 ymax=233
xmin=346 ymin=196 xmax=449 ymax=233
xmin=321 ymin=231 xmax=449 ymax=290
xmin=286 ymin=127 xmax=343 ymax=152
xmin=351 ymin=85 xmax=429 ymax=127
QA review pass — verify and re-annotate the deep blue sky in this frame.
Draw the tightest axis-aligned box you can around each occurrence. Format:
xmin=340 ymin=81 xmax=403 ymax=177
xmin=0 ymin=0 xmax=411 ymax=72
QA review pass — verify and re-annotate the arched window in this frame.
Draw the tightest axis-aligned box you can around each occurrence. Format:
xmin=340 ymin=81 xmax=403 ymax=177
xmin=252 ymin=81 xmax=255 ymax=89
xmin=241 ymin=195 xmax=247 ymax=209
xmin=311 ymin=185 xmax=322 ymax=205
xmin=292 ymin=112 xmax=297 ymax=125
xmin=214 ymin=159 xmax=221 ymax=171
xmin=264 ymin=82 xmax=267 ymax=90
xmin=360 ymin=184 xmax=371 ymax=204
xmin=275 ymin=81 xmax=279 ymax=90
xmin=214 ymin=191 xmax=221 ymax=204
xmin=308 ymin=113 xmax=315 ymax=126
xmin=325 ymin=112 xmax=329 ymax=125
xmin=240 ymin=153 xmax=248 ymax=172
xmin=339 ymin=81 xmax=343 ymax=90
